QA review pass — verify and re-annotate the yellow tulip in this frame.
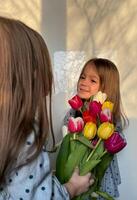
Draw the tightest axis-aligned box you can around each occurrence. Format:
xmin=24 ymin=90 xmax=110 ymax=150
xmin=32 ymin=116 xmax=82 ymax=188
xmin=102 ymin=101 xmax=114 ymax=112
xmin=97 ymin=122 xmax=114 ymax=140
xmin=83 ymin=122 xmax=97 ymax=140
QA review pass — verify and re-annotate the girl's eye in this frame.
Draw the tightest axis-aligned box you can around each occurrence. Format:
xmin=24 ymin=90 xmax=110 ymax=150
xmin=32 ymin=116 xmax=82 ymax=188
xmin=80 ymin=75 xmax=85 ymax=79
xmin=91 ymin=79 xmax=96 ymax=83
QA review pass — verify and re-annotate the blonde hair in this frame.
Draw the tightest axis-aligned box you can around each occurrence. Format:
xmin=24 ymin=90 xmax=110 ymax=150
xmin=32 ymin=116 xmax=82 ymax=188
xmin=79 ymin=58 xmax=128 ymax=128
xmin=0 ymin=17 xmax=54 ymax=183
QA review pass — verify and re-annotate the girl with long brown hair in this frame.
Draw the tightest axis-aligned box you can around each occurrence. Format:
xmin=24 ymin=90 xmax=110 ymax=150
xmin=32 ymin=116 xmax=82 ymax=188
xmin=64 ymin=58 xmax=128 ymax=199
xmin=0 ymin=16 xmax=94 ymax=200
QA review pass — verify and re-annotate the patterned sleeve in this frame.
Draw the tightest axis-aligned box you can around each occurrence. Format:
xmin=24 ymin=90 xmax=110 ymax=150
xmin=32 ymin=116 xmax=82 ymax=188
xmin=63 ymin=109 xmax=76 ymax=125
xmin=0 ymin=135 xmax=70 ymax=200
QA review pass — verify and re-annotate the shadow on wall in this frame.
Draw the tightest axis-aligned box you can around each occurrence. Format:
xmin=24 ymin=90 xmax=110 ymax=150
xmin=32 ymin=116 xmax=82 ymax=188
xmin=68 ymin=0 xmax=137 ymax=59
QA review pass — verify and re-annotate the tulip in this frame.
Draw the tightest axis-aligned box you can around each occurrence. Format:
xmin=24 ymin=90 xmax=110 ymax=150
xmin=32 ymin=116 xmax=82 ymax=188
xmin=82 ymin=110 xmax=96 ymax=123
xmin=100 ymin=108 xmax=112 ymax=123
xmin=68 ymin=117 xmax=84 ymax=133
xmin=97 ymin=122 xmax=114 ymax=140
xmin=102 ymin=101 xmax=114 ymax=112
xmin=93 ymin=91 xmax=107 ymax=104
xmin=89 ymin=101 xmax=102 ymax=117
xmin=83 ymin=122 xmax=97 ymax=140
xmin=104 ymin=132 xmax=127 ymax=154
xmin=68 ymin=95 xmax=83 ymax=110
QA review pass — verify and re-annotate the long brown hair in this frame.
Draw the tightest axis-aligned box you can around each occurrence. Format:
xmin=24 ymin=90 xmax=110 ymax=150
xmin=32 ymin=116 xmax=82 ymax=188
xmin=79 ymin=58 xmax=128 ymax=128
xmin=0 ymin=17 xmax=55 ymax=183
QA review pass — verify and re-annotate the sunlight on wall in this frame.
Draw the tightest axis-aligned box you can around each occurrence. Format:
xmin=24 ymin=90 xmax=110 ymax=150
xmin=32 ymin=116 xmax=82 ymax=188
xmin=0 ymin=0 xmax=42 ymax=31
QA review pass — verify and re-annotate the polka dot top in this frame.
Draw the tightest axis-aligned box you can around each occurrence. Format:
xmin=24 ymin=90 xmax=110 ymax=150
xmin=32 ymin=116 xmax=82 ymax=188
xmin=0 ymin=132 xmax=70 ymax=200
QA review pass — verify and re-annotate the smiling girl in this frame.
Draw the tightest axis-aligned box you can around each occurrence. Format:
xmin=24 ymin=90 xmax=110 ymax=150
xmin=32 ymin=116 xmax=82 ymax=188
xmin=63 ymin=58 xmax=128 ymax=199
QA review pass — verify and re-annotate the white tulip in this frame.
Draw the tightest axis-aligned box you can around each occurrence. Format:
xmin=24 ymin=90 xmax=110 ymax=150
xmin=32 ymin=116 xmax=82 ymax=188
xmin=93 ymin=91 xmax=107 ymax=104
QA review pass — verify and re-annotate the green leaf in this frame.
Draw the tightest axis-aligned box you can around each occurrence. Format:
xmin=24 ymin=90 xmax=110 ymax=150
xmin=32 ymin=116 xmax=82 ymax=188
xmin=96 ymin=191 xmax=115 ymax=200
xmin=91 ymin=140 xmax=104 ymax=159
xmin=86 ymin=139 xmax=104 ymax=162
xmin=80 ymin=159 xmax=101 ymax=176
xmin=95 ymin=153 xmax=114 ymax=189
xmin=70 ymin=136 xmax=77 ymax=152
xmin=56 ymin=134 xmax=71 ymax=183
xmin=73 ymin=135 xmax=94 ymax=149
xmin=64 ymin=142 xmax=88 ymax=182
xmin=80 ymin=148 xmax=91 ymax=166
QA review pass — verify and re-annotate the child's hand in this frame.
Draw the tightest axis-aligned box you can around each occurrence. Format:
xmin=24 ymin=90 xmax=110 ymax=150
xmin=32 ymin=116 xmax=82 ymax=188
xmin=64 ymin=167 xmax=94 ymax=199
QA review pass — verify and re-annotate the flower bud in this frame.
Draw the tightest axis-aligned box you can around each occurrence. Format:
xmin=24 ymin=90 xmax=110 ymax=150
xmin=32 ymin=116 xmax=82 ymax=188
xmin=97 ymin=122 xmax=114 ymax=140
xmin=104 ymin=132 xmax=127 ymax=154
xmin=102 ymin=101 xmax=114 ymax=112
xmin=100 ymin=108 xmax=112 ymax=123
xmin=83 ymin=122 xmax=97 ymax=140
xmin=82 ymin=110 xmax=96 ymax=123
xmin=89 ymin=101 xmax=102 ymax=117
xmin=68 ymin=95 xmax=83 ymax=110
xmin=68 ymin=117 xmax=84 ymax=133
xmin=93 ymin=91 xmax=107 ymax=104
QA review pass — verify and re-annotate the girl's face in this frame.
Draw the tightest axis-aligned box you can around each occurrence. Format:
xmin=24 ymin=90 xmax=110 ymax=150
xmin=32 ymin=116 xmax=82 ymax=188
xmin=77 ymin=64 xmax=100 ymax=99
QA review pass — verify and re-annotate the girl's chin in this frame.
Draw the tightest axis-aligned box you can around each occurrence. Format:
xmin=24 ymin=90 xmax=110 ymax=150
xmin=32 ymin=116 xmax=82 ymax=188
xmin=77 ymin=93 xmax=90 ymax=100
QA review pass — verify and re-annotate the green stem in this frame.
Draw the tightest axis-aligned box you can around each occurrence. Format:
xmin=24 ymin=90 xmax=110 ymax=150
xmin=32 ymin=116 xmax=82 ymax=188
xmin=86 ymin=138 xmax=102 ymax=161
xmin=100 ymin=149 xmax=107 ymax=158
xmin=73 ymin=133 xmax=76 ymax=140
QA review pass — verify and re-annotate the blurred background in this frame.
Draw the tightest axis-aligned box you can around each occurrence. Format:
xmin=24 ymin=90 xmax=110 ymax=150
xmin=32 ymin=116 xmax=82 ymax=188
xmin=0 ymin=0 xmax=136 ymax=199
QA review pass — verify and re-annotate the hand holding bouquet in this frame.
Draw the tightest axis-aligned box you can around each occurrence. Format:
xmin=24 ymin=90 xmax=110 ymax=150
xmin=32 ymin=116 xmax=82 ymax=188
xmin=56 ymin=91 xmax=127 ymax=200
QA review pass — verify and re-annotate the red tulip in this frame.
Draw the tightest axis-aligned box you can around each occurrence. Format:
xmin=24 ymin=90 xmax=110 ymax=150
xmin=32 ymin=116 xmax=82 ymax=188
xmin=89 ymin=101 xmax=102 ymax=117
xmin=68 ymin=117 xmax=84 ymax=133
xmin=104 ymin=132 xmax=127 ymax=154
xmin=82 ymin=110 xmax=96 ymax=123
xmin=68 ymin=95 xmax=83 ymax=110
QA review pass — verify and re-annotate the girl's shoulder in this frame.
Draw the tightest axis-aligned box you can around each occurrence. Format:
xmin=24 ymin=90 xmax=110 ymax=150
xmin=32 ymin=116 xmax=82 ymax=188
xmin=4 ymin=138 xmax=51 ymax=199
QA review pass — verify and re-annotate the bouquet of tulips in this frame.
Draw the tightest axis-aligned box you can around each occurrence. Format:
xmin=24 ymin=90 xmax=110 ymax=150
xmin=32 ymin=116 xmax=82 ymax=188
xmin=56 ymin=91 xmax=127 ymax=200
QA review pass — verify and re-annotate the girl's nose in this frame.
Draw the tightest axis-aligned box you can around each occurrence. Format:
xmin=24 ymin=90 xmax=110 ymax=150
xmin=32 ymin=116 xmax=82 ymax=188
xmin=81 ymin=78 xmax=89 ymax=85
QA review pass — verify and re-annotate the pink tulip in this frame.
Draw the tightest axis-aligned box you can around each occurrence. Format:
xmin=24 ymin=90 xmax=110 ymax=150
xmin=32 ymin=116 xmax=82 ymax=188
xmin=68 ymin=117 xmax=84 ymax=133
xmin=104 ymin=132 xmax=127 ymax=154
xmin=89 ymin=101 xmax=102 ymax=117
xmin=100 ymin=108 xmax=112 ymax=123
xmin=68 ymin=95 xmax=83 ymax=110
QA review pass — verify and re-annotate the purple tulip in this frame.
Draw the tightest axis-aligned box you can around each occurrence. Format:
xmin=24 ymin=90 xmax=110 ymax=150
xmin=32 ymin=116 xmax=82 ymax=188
xmin=104 ymin=132 xmax=127 ymax=154
xmin=68 ymin=95 xmax=83 ymax=110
